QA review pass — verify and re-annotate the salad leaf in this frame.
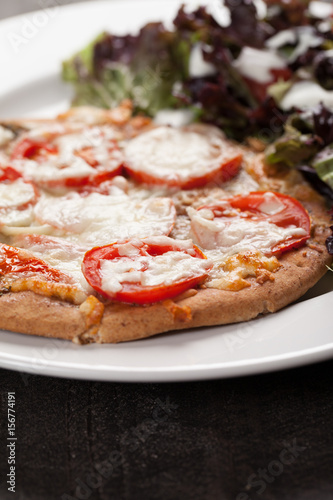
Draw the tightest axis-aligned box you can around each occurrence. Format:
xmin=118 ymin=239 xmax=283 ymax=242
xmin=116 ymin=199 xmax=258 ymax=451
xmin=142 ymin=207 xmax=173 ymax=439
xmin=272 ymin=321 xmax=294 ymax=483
xmin=62 ymin=0 xmax=291 ymax=140
xmin=266 ymin=131 xmax=321 ymax=167
xmin=312 ymin=102 xmax=333 ymax=145
xmin=62 ymin=1 xmax=333 ymax=149
xmin=298 ymin=165 xmax=333 ymax=202
xmin=174 ymin=1 xmax=268 ymax=55
xmin=171 ymin=2 xmax=290 ymax=140
xmin=314 ymin=52 xmax=333 ymax=91
xmin=312 ymin=146 xmax=333 ymax=189
xmin=264 ymin=0 xmax=312 ymax=31
xmin=267 ymin=104 xmax=333 ymax=202
xmin=63 ymin=23 xmax=187 ymax=114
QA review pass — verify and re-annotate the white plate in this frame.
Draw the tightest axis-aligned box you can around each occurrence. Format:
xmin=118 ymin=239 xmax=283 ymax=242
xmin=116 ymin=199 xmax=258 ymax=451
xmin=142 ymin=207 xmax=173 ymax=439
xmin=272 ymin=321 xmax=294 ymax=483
xmin=0 ymin=0 xmax=332 ymax=382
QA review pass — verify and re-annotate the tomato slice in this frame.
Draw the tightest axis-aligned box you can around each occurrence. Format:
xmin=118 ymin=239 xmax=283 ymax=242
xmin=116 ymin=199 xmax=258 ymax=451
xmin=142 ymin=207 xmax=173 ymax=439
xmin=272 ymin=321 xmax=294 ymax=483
xmin=82 ymin=237 xmax=212 ymax=305
xmin=123 ymin=125 xmax=242 ymax=189
xmin=0 ymin=166 xmax=22 ymax=183
xmin=10 ymin=128 xmax=124 ymax=189
xmin=0 ymin=167 xmax=38 ymax=214
xmin=229 ymin=192 xmax=310 ymax=234
xmin=0 ymin=243 xmax=71 ymax=283
xmin=192 ymin=191 xmax=311 ymax=255
xmin=11 ymin=138 xmax=58 ymax=161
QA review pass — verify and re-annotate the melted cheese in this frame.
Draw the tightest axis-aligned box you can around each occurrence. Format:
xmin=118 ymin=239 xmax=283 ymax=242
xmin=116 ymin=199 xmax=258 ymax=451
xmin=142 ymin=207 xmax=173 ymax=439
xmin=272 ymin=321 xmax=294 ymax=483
xmin=12 ymin=235 xmax=92 ymax=294
xmin=124 ymin=125 xmax=234 ymax=182
xmin=223 ymin=169 xmax=259 ymax=195
xmin=258 ymin=192 xmax=286 ymax=215
xmin=12 ymin=126 xmax=122 ymax=186
xmin=0 ymin=209 xmax=35 ymax=228
xmin=0 ymin=179 xmax=35 ymax=209
xmin=34 ymin=193 xmax=176 ymax=246
xmin=101 ymin=248 xmax=211 ymax=294
xmin=0 ymin=180 xmax=36 ymax=227
xmin=188 ymin=206 xmax=307 ymax=255
xmin=0 ymin=126 xmax=14 ymax=147
xmin=204 ymin=249 xmax=280 ymax=290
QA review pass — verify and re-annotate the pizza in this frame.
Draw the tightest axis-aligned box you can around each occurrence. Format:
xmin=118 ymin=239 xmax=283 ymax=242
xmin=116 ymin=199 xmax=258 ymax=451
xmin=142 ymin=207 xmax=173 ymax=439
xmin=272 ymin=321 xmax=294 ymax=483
xmin=0 ymin=101 xmax=331 ymax=344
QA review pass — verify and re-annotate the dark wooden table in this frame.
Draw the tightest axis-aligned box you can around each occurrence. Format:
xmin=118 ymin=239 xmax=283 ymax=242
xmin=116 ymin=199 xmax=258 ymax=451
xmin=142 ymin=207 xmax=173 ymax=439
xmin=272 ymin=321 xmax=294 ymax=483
xmin=1 ymin=1 xmax=333 ymax=498
xmin=0 ymin=360 xmax=333 ymax=500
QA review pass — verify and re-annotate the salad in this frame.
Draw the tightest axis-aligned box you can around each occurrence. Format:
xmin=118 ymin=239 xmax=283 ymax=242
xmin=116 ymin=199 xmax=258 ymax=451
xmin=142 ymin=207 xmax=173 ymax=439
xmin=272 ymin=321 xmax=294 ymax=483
xmin=62 ymin=0 xmax=333 ymax=252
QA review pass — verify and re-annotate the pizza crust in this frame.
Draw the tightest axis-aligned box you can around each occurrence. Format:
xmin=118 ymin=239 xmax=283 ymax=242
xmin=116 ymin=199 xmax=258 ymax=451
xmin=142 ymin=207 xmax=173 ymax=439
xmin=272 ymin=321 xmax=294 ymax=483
xmin=0 ymin=291 xmax=86 ymax=340
xmin=0 ymin=232 xmax=330 ymax=343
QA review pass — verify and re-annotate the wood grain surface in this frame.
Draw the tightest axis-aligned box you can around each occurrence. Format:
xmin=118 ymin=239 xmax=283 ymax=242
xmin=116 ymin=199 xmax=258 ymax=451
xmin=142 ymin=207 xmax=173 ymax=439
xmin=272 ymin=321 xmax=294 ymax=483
xmin=0 ymin=361 xmax=333 ymax=500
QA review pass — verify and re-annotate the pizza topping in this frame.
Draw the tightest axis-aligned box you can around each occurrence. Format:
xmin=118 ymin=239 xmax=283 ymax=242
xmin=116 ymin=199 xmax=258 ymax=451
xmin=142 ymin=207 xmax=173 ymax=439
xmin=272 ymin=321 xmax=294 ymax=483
xmin=189 ymin=192 xmax=310 ymax=256
xmin=34 ymin=193 xmax=176 ymax=246
xmin=78 ymin=176 xmax=129 ymax=197
xmin=0 ymin=174 xmax=38 ymax=227
xmin=204 ymin=250 xmax=281 ymax=291
xmin=82 ymin=236 xmax=212 ymax=304
xmin=10 ymin=126 xmax=123 ymax=189
xmin=222 ymin=169 xmax=260 ymax=195
xmin=8 ymin=278 xmax=87 ymax=305
xmin=0 ymin=243 xmax=88 ymax=304
xmin=11 ymin=234 xmax=92 ymax=294
xmin=0 ymin=166 xmax=22 ymax=183
xmin=124 ymin=124 xmax=242 ymax=189
xmin=0 ymin=243 xmax=72 ymax=283
xmin=0 ymin=126 xmax=15 ymax=147
xmin=0 ymin=179 xmax=36 ymax=210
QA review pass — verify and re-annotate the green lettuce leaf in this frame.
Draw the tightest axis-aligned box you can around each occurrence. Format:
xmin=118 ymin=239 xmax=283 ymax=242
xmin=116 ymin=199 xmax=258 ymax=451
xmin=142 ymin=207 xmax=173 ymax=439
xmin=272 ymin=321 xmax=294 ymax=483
xmin=62 ymin=24 xmax=191 ymax=115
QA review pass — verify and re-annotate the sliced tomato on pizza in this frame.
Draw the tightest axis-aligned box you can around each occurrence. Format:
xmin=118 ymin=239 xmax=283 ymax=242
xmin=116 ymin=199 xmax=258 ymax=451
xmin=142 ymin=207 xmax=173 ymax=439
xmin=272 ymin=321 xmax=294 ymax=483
xmin=0 ymin=243 xmax=69 ymax=283
xmin=0 ymin=242 xmax=87 ymax=304
xmin=82 ymin=236 xmax=212 ymax=305
xmin=189 ymin=191 xmax=311 ymax=255
xmin=11 ymin=138 xmax=58 ymax=162
xmin=0 ymin=178 xmax=37 ymax=211
xmin=123 ymin=124 xmax=243 ymax=189
xmin=10 ymin=126 xmax=124 ymax=189
xmin=0 ymin=165 xmax=22 ymax=182
xmin=0 ymin=166 xmax=39 ymax=227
